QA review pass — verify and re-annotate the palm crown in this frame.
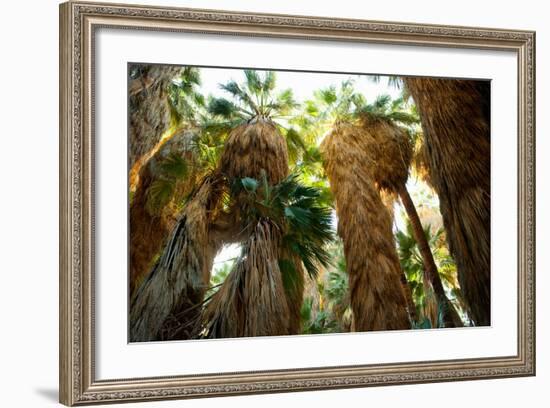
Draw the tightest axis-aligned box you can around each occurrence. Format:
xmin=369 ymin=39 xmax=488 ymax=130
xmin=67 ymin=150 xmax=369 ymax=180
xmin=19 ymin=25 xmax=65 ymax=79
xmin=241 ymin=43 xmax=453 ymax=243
xmin=208 ymin=70 xmax=298 ymax=121
xmin=301 ymin=80 xmax=419 ymax=134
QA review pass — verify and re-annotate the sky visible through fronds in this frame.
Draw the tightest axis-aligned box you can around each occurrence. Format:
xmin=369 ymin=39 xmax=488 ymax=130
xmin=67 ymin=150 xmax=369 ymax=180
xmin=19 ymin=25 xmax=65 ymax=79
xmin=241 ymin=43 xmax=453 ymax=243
xmin=199 ymin=67 xmax=402 ymax=116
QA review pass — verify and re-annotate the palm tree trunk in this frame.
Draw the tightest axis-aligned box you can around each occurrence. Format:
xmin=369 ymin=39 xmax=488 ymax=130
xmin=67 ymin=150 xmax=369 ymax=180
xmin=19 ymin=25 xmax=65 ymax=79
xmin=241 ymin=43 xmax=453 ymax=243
xmin=321 ymin=123 xmax=411 ymax=331
xmin=398 ymin=185 xmax=463 ymax=328
xmin=196 ymin=118 xmax=297 ymax=338
xmin=129 ymin=129 xmax=198 ymax=298
xmin=199 ymin=219 xmax=291 ymax=338
xmin=403 ymin=78 xmax=490 ymax=326
xmin=129 ymin=176 xmax=224 ymax=342
xmin=129 ymin=165 xmax=164 ymax=297
xmin=400 ymin=274 xmax=418 ymax=323
xmin=129 ymin=64 xmax=181 ymax=170
xmin=220 ymin=119 xmax=289 ymax=184
xmin=279 ymin=250 xmax=305 ymax=335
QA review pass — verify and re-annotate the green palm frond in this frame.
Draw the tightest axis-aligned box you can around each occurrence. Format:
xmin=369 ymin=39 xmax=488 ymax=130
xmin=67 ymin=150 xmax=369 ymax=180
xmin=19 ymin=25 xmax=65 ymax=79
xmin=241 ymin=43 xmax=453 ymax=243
xmin=240 ymin=177 xmax=259 ymax=193
xmin=351 ymin=93 xmax=367 ymax=111
xmin=198 ymin=116 xmax=241 ymax=136
xmin=391 ymin=96 xmax=405 ymax=110
xmin=303 ymin=100 xmax=320 ymax=117
xmin=232 ymin=173 xmax=335 ymax=279
xmin=193 ymin=92 xmax=205 ymax=108
xmin=315 ymin=86 xmax=338 ymax=106
xmin=283 ymin=127 xmax=307 ymax=163
xmin=388 ymin=110 xmax=418 ymax=124
xmin=298 ymin=78 xmax=419 ymax=145
xmin=357 ymin=92 xmax=419 ymax=129
xmin=275 ymin=176 xmax=334 ymax=278
xmin=146 ymin=178 xmax=174 ymax=214
xmin=207 ymin=97 xmax=249 ymax=119
xmin=300 ymin=239 xmax=350 ymax=334
xmin=159 ymin=153 xmax=189 ymax=179
xmin=268 ymin=89 xmax=299 ymax=117
xmin=262 ymin=71 xmax=276 ymax=93
xmin=195 ymin=140 xmax=224 ymax=170
xmin=168 ymin=67 xmax=205 ymax=126
xmin=326 ymin=270 xmax=347 ymax=302
xmin=244 ymin=70 xmax=263 ymax=96
xmin=373 ymin=94 xmax=392 ymax=110
xmin=397 ymin=218 xmax=462 ymax=323
xmin=219 ymin=80 xmax=254 ymax=107
xmin=300 ymin=80 xmax=359 ymax=136
xmin=182 ymin=66 xmax=201 ymax=86
xmin=208 ymin=71 xmax=308 ymax=168
xmin=210 ymin=71 xmax=301 ymax=121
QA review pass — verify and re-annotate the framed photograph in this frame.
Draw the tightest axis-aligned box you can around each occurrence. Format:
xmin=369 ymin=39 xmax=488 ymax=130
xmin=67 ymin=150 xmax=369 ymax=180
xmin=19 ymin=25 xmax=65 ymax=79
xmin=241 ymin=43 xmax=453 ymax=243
xmin=59 ymin=1 xmax=536 ymax=405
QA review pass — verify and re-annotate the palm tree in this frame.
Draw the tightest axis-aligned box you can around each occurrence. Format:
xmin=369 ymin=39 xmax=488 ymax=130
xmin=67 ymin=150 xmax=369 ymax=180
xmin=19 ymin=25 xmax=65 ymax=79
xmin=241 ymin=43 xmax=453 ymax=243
xmin=208 ymin=70 xmax=301 ymax=183
xmin=129 ymin=68 xmax=243 ymax=341
xmin=354 ymin=94 xmax=463 ymax=328
xmin=312 ymin=82 xmax=411 ymax=331
xmin=129 ymin=67 xmax=214 ymax=297
xmin=130 ymin=70 xmax=333 ymax=341
xmin=130 ymin=174 xmax=228 ymax=342
xmin=198 ymin=175 xmax=333 ymax=338
xmin=195 ymin=71 xmax=332 ymax=337
xmin=321 ymin=121 xmax=411 ymax=330
xmin=403 ymin=78 xmax=491 ymax=326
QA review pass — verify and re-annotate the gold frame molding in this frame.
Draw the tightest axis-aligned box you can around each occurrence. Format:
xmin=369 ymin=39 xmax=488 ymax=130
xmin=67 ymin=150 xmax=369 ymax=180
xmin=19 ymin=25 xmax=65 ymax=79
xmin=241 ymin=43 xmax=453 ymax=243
xmin=59 ymin=1 xmax=536 ymax=405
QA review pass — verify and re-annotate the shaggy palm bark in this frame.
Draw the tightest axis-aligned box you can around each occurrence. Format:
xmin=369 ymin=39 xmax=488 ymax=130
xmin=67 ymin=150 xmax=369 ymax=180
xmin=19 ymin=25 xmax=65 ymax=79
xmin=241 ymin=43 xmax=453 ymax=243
xmin=358 ymin=116 xmax=462 ymax=327
xmin=381 ymin=191 xmax=418 ymax=321
xmin=321 ymin=123 xmax=411 ymax=331
xmin=280 ymin=250 xmax=306 ymax=335
xmin=129 ymin=64 xmax=181 ymax=172
xmin=200 ymin=219 xmax=291 ymax=338
xmin=130 ymin=176 xmax=224 ymax=342
xmin=195 ymin=118 xmax=304 ymax=338
xmin=404 ymin=78 xmax=491 ymax=326
xmin=400 ymin=274 xmax=418 ymax=322
xmin=398 ymin=186 xmax=463 ymax=327
xmin=220 ymin=118 xmax=289 ymax=184
xmin=129 ymin=130 xmax=199 ymax=297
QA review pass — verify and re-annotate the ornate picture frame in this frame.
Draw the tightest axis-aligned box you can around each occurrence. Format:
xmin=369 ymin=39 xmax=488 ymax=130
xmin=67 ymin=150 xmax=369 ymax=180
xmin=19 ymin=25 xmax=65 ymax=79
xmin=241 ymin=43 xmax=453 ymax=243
xmin=59 ymin=1 xmax=535 ymax=405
